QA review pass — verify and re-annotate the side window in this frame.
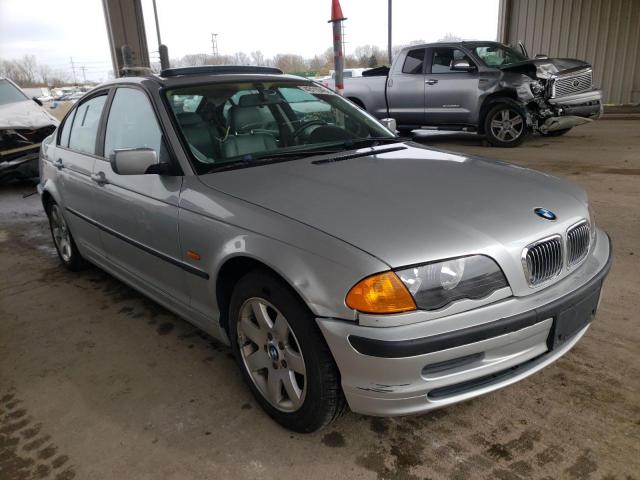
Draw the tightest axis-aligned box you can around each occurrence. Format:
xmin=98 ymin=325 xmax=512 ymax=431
xmin=402 ymin=49 xmax=426 ymax=74
xmin=67 ymin=95 xmax=107 ymax=154
xmin=431 ymin=48 xmax=474 ymax=73
xmin=59 ymin=109 xmax=76 ymax=147
xmin=104 ymin=88 xmax=163 ymax=161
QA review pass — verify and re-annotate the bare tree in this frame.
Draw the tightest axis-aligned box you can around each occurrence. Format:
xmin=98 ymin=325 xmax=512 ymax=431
xmin=250 ymin=50 xmax=265 ymax=66
xmin=17 ymin=55 xmax=38 ymax=85
xmin=273 ymin=54 xmax=307 ymax=73
xmin=438 ymin=33 xmax=462 ymax=42
xmin=233 ymin=52 xmax=250 ymax=65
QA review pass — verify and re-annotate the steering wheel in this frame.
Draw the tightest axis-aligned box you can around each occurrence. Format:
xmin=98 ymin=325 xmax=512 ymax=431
xmin=290 ymin=119 xmax=327 ymax=141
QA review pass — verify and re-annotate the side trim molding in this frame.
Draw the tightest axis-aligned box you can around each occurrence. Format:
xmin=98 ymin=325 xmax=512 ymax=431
xmin=65 ymin=207 xmax=209 ymax=280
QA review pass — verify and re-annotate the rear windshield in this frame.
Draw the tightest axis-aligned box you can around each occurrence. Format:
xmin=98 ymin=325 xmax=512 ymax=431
xmin=165 ymin=80 xmax=393 ymax=174
xmin=0 ymin=79 xmax=28 ymax=106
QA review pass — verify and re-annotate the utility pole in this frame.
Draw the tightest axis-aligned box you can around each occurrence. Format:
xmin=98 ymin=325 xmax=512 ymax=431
xmin=387 ymin=0 xmax=392 ymax=64
xmin=211 ymin=33 xmax=219 ymax=57
xmin=152 ymin=0 xmax=162 ymax=48
xmin=70 ymin=57 xmax=77 ymax=85
xmin=80 ymin=66 xmax=87 ymax=83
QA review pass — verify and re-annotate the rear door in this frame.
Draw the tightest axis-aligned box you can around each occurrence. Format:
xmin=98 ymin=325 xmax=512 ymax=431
xmin=55 ymin=92 xmax=108 ymax=258
xmin=91 ymin=86 xmax=189 ymax=305
xmin=386 ymin=48 xmax=426 ymax=126
xmin=424 ymin=47 xmax=481 ymax=125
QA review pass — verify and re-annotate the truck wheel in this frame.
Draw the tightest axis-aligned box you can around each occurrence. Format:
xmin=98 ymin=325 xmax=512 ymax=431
xmin=228 ymin=269 xmax=346 ymax=432
xmin=541 ymin=128 xmax=572 ymax=137
xmin=484 ymin=100 xmax=528 ymax=147
xmin=397 ymin=127 xmax=415 ymax=137
xmin=46 ymin=201 xmax=84 ymax=271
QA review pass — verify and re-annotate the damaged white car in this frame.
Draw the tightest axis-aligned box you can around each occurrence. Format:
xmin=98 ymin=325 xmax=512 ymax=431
xmin=1 ymin=78 xmax=58 ymax=182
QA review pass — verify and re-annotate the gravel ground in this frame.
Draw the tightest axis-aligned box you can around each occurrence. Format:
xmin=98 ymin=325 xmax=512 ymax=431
xmin=1 ymin=120 xmax=638 ymax=480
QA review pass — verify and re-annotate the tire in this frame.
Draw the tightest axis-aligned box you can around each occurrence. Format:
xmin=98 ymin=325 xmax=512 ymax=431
xmin=46 ymin=201 xmax=84 ymax=271
xmin=484 ymin=100 xmax=529 ymax=147
xmin=228 ymin=269 xmax=346 ymax=432
xmin=396 ymin=127 xmax=415 ymax=137
xmin=540 ymin=127 xmax=572 ymax=137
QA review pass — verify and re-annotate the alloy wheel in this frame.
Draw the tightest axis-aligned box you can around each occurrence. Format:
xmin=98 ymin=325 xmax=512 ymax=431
xmin=50 ymin=205 xmax=72 ymax=262
xmin=490 ymin=108 xmax=524 ymax=142
xmin=237 ymin=297 xmax=307 ymax=412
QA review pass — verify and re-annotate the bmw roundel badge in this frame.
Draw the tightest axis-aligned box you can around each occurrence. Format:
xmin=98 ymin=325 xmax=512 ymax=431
xmin=534 ymin=207 xmax=557 ymax=220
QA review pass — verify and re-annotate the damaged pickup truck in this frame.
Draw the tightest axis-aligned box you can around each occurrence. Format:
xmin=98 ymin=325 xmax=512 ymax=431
xmin=1 ymin=77 xmax=58 ymax=181
xmin=335 ymin=41 xmax=602 ymax=147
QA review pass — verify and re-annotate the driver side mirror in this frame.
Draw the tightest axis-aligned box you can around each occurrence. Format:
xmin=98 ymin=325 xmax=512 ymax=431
xmin=380 ymin=118 xmax=397 ymax=133
xmin=111 ymin=148 xmax=159 ymax=175
xmin=450 ymin=59 xmax=476 ymax=72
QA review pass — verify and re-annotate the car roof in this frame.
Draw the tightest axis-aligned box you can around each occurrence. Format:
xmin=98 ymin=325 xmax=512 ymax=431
xmin=401 ymin=40 xmax=503 ymax=51
xmin=93 ymin=71 xmax=313 ymax=90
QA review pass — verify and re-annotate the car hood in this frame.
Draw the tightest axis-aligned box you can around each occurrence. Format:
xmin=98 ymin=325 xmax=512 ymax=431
xmin=499 ymin=58 xmax=591 ymax=79
xmin=199 ymin=143 xmax=588 ymax=268
xmin=0 ymin=100 xmax=59 ymax=129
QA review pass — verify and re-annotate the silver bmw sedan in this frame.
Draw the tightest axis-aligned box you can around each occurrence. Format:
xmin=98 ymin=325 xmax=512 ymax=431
xmin=38 ymin=66 xmax=611 ymax=432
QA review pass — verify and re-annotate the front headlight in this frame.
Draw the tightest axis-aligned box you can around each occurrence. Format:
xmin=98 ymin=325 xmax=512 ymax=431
xmin=396 ymin=255 xmax=508 ymax=311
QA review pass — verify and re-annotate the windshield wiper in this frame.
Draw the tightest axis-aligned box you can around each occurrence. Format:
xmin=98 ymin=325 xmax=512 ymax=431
xmin=341 ymin=137 xmax=402 ymax=149
xmin=201 ymin=149 xmax=341 ymax=173
xmin=200 ymin=138 xmax=402 ymax=174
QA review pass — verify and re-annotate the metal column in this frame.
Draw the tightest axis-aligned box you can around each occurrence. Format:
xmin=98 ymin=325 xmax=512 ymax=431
xmin=102 ymin=0 xmax=151 ymax=77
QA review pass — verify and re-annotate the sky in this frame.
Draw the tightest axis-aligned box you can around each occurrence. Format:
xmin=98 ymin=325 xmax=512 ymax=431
xmin=0 ymin=0 xmax=499 ymax=82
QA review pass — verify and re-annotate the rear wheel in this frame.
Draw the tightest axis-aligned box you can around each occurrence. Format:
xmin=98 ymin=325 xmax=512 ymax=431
xmin=228 ymin=269 xmax=346 ymax=432
xmin=484 ymin=100 xmax=528 ymax=147
xmin=540 ymin=127 xmax=572 ymax=137
xmin=46 ymin=202 xmax=84 ymax=271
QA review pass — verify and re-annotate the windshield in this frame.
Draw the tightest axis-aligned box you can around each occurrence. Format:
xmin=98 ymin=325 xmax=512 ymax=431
xmin=165 ymin=80 xmax=395 ymax=173
xmin=0 ymin=79 xmax=29 ymax=106
xmin=473 ymin=44 xmax=528 ymax=67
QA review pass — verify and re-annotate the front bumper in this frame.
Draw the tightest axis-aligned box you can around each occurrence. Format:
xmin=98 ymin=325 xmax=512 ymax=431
xmin=548 ymin=89 xmax=603 ymax=119
xmin=317 ymin=230 xmax=612 ymax=416
xmin=0 ymin=151 xmax=39 ymax=182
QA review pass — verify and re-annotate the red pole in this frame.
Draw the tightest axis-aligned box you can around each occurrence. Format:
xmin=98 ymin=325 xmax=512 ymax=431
xmin=328 ymin=0 xmax=347 ymax=96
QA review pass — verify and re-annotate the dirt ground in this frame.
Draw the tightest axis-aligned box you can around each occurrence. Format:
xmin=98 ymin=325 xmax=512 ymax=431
xmin=1 ymin=120 xmax=638 ymax=480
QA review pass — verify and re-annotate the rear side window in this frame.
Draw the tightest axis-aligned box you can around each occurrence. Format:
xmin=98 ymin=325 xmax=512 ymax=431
xmin=59 ymin=109 xmax=76 ymax=147
xmin=104 ymin=88 xmax=163 ymax=160
xmin=402 ymin=49 xmax=426 ymax=74
xmin=68 ymin=95 xmax=107 ymax=155
xmin=431 ymin=48 xmax=474 ymax=73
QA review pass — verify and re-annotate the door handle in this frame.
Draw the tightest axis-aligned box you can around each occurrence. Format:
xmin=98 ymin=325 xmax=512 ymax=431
xmin=90 ymin=172 xmax=109 ymax=185
xmin=54 ymin=158 xmax=64 ymax=170
xmin=425 ymin=79 xmax=439 ymax=85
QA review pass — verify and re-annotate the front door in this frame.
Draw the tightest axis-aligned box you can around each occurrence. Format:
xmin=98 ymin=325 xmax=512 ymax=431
xmin=386 ymin=48 xmax=426 ymax=126
xmin=91 ymin=86 xmax=189 ymax=305
xmin=424 ymin=47 xmax=481 ymax=126
xmin=55 ymin=93 xmax=108 ymax=259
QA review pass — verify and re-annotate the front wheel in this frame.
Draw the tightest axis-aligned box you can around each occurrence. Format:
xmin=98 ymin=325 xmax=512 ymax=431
xmin=484 ymin=101 xmax=528 ymax=147
xmin=228 ymin=270 xmax=346 ymax=432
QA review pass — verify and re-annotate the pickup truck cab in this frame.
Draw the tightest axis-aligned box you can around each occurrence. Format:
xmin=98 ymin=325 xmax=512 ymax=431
xmin=336 ymin=41 xmax=602 ymax=147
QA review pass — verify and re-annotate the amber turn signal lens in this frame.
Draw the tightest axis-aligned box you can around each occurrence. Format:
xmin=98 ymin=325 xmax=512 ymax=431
xmin=346 ymin=271 xmax=417 ymax=314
